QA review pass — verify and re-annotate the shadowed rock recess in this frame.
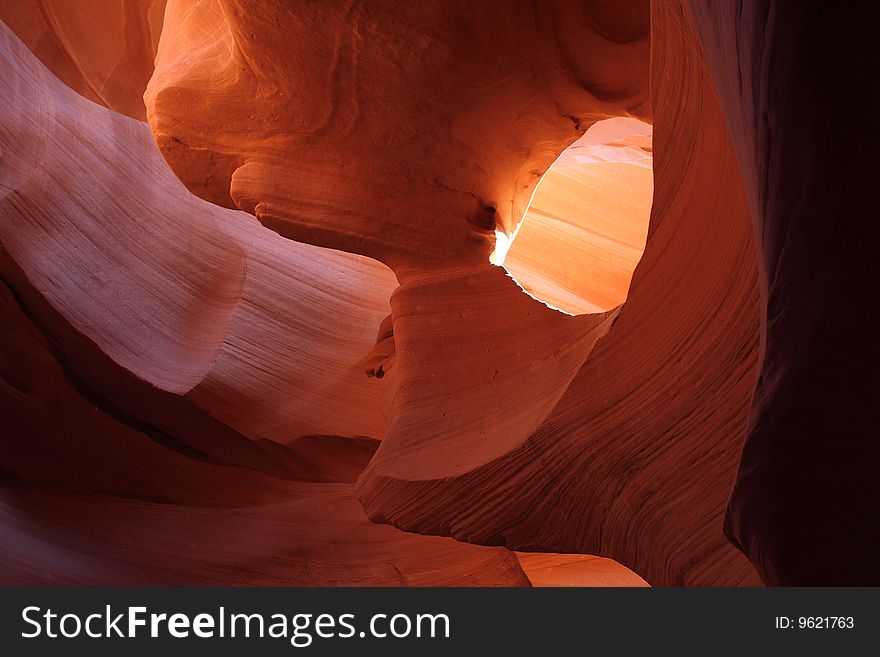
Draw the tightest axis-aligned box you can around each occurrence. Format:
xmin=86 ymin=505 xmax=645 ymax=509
xmin=0 ymin=0 xmax=877 ymax=586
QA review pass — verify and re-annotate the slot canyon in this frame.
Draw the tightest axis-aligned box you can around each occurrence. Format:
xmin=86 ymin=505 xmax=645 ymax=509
xmin=0 ymin=0 xmax=877 ymax=586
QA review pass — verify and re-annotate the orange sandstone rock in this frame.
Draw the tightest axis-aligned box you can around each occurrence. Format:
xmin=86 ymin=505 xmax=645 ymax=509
xmin=0 ymin=0 xmax=165 ymax=120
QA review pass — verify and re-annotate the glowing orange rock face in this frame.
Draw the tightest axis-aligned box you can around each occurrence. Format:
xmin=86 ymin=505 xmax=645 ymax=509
xmin=144 ymin=0 xmax=650 ymax=272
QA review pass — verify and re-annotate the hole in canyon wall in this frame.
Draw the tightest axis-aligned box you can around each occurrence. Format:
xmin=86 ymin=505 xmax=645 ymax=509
xmin=491 ymin=117 xmax=653 ymax=315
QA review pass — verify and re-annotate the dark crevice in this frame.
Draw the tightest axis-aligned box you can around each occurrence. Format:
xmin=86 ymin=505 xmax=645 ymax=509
xmin=1 ymin=273 xmax=223 ymax=466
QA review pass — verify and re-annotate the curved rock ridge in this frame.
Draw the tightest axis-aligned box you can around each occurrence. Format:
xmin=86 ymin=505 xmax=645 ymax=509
xmin=0 ymin=0 xmax=166 ymax=120
xmin=369 ymin=265 xmax=619 ymax=480
xmin=0 ymin=21 xmax=397 ymax=442
xmin=499 ymin=117 xmax=653 ymax=314
xmin=690 ymin=0 xmax=880 ymax=585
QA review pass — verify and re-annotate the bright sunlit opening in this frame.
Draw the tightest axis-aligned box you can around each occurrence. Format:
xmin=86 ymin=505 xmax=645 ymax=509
xmin=490 ymin=117 xmax=653 ymax=316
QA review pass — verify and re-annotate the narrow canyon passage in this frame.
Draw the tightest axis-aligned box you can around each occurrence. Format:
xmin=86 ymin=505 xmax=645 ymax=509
xmin=1 ymin=0 xmax=877 ymax=587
